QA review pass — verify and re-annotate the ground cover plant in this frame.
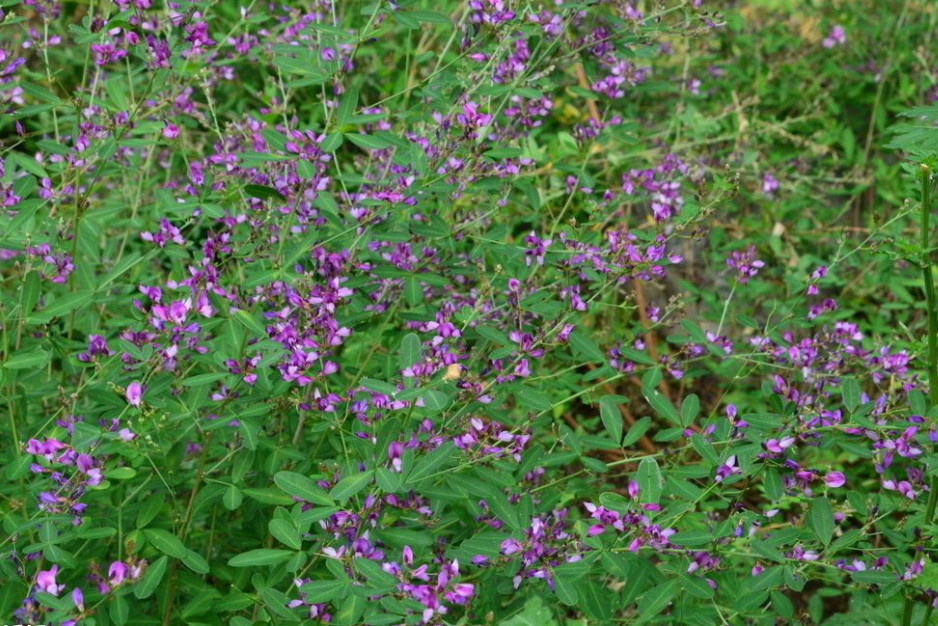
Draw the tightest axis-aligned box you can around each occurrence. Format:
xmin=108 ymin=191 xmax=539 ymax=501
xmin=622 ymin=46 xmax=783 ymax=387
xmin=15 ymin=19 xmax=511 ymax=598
xmin=3 ymin=0 xmax=938 ymax=624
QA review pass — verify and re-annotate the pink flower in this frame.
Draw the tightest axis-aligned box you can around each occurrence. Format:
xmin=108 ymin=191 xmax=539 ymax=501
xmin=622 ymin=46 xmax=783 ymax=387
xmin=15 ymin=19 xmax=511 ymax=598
xmin=36 ymin=565 xmax=65 ymax=595
xmin=109 ymin=561 xmax=128 ymax=585
xmin=162 ymin=122 xmax=179 ymax=139
xmin=825 ymin=472 xmax=846 ymax=488
xmin=823 ymin=25 xmax=846 ymax=48
xmin=126 ymin=381 xmax=143 ymax=407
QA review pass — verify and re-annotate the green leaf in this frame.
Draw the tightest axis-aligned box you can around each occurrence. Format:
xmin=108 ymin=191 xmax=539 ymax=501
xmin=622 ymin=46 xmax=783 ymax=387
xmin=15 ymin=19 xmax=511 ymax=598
xmin=599 ymin=396 xmax=623 ymax=445
xmin=244 ymin=184 xmax=285 ymax=201
xmin=235 ymin=309 xmax=267 ymax=337
xmin=475 ymin=325 xmax=510 ymax=345
xmin=354 ymin=557 xmax=399 ymax=587
xmin=404 ymin=276 xmax=423 ymax=306
xmin=239 ymin=418 xmax=259 ymax=451
xmin=578 ymin=579 xmax=613 ymax=621
xmin=273 ymin=56 xmax=328 ymax=81
xmin=298 ymin=579 xmax=350 ymax=603
xmin=261 ymin=587 xmax=302 ymax=622
xmin=181 ymin=372 xmax=228 ymax=387
xmin=406 ymin=441 xmax=456 ymax=484
xmin=375 ymin=467 xmax=401 ymax=493
xmin=515 ymin=386 xmax=552 ymax=412
xmin=553 ymin=573 xmax=579 ymax=606
xmin=182 ymin=549 xmax=210 ymax=575
xmin=110 ymin=593 xmax=130 ymax=625
xmin=222 ymin=485 xmax=243 ymax=510
xmin=334 ymin=593 xmax=367 ymax=625
xmin=329 ymin=470 xmax=374 ymax=502
xmin=763 ymin=468 xmax=783 ymax=501
xmin=274 ymin=471 xmax=335 ymax=506
xmin=181 ymin=589 xmax=223 ymax=619
xmin=361 ymin=378 xmax=398 ymax=396
xmin=842 ymin=378 xmax=861 ymax=412
xmin=243 ymin=487 xmax=295 ymax=506
xmin=618 ymin=347 xmax=656 ymax=366
xmin=269 ymin=519 xmax=302 ymax=550
xmin=623 ymin=416 xmax=651 ymax=447
xmin=27 ymin=289 xmax=95 ymax=324
xmin=680 ymin=573 xmax=715 ymax=599
xmin=483 ymin=487 xmax=522 ymax=531
xmin=105 ymin=467 xmax=137 ymax=480
xmin=599 ymin=491 xmax=630 ymax=513
xmin=143 ymin=528 xmax=187 ymax=559
xmin=637 ymin=579 xmax=679 ymax=617
xmin=642 ymin=387 xmax=680 ymax=425
xmin=8 ymin=151 xmax=49 ymax=177
xmin=669 ymin=530 xmax=713 ymax=547
xmin=228 ymin=549 xmax=294 ymax=567
xmin=851 ymin=569 xmax=897 ymax=585
xmin=569 ymin=330 xmax=606 ymax=363
xmin=336 ymin=86 xmax=359 ymax=127
xmin=21 ymin=271 xmax=40 ymax=316
xmin=680 ymin=394 xmax=700 ymax=428
xmin=420 ymin=389 xmax=450 ymax=412
xmin=807 ymin=498 xmax=834 ymax=546
xmin=135 ymin=492 xmax=165 ymax=529
xmin=134 ymin=555 xmax=168 ymax=599
xmin=3 ymin=348 xmax=51 ymax=370
xmin=345 ymin=133 xmax=393 ymax=150
xmin=408 ymin=10 xmax=452 ymax=24
xmin=636 ymin=458 xmax=662 ymax=504
xmin=399 ymin=333 xmax=422 ymax=371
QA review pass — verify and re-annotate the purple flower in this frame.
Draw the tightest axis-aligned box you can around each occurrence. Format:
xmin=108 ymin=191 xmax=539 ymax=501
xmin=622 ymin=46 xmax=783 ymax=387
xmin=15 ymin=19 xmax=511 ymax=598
xmin=126 ymin=381 xmax=143 ymax=407
xmin=72 ymin=587 xmax=84 ymax=611
xmin=36 ymin=565 xmax=65 ymax=595
xmin=823 ymin=25 xmax=846 ymax=48
xmin=825 ymin=472 xmax=846 ymax=488
xmin=727 ymin=245 xmax=765 ymax=284
xmin=762 ymin=172 xmax=779 ymax=196
xmin=715 ymin=455 xmax=741 ymax=483
xmin=109 ymin=561 xmax=128 ymax=585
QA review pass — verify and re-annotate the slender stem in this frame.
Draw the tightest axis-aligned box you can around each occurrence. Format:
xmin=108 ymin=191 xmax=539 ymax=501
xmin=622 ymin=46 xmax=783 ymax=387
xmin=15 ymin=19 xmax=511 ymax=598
xmin=717 ymin=282 xmax=738 ymax=336
xmin=907 ymin=164 xmax=936 ymax=626
xmin=904 ymin=599 xmax=916 ymax=626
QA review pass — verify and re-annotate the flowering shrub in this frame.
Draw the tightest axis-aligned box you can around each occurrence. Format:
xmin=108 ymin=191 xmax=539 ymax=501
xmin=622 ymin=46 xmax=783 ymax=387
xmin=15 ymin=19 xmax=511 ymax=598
xmin=2 ymin=0 xmax=938 ymax=624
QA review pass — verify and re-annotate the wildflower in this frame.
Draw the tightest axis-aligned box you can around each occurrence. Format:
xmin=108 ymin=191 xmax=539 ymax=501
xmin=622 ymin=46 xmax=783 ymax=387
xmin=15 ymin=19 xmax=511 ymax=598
xmin=126 ymin=381 xmax=143 ymax=407
xmin=823 ymin=25 xmax=846 ymax=48
xmin=762 ymin=172 xmax=779 ymax=196
xmin=726 ymin=245 xmax=765 ymax=284
xmin=36 ymin=565 xmax=65 ymax=595
xmin=825 ymin=472 xmax=846 ymax=488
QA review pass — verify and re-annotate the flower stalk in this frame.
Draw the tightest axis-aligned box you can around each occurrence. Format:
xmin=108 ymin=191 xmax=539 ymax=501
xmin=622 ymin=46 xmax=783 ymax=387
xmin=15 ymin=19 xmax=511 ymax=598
xmin=905 ymin=163 xmax=937 ymax=626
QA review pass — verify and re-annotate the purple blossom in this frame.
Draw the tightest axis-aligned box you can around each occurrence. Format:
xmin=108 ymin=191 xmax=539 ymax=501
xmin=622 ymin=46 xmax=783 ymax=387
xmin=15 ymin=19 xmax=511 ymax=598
xmin=727 ymin=245 xmax=765 ymax=284
xmin=126 ymin=381 xmax=143 ymax=407
xmin=36 ymin=565 xmax=65 ymax=596
xmin=825 ymin=472 xmax=846 ymax=488
xmin=823 ymin=25 xmax=846 ymax=48
xmin=762 ymin=172 xmax=779 ymax=196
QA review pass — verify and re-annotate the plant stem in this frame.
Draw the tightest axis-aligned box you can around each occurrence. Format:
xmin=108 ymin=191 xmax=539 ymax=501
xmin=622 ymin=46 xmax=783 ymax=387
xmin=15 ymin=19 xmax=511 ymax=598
xmin=907 ymin=164 xmax=936 ymax=626
xmin=922 ymin=163 xmax=938 ymax=517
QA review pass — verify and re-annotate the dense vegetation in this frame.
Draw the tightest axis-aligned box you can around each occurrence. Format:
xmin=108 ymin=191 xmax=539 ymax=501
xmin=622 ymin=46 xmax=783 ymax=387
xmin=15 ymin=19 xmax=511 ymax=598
xmin=3 ymin=0 xmax=938 ymax=624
